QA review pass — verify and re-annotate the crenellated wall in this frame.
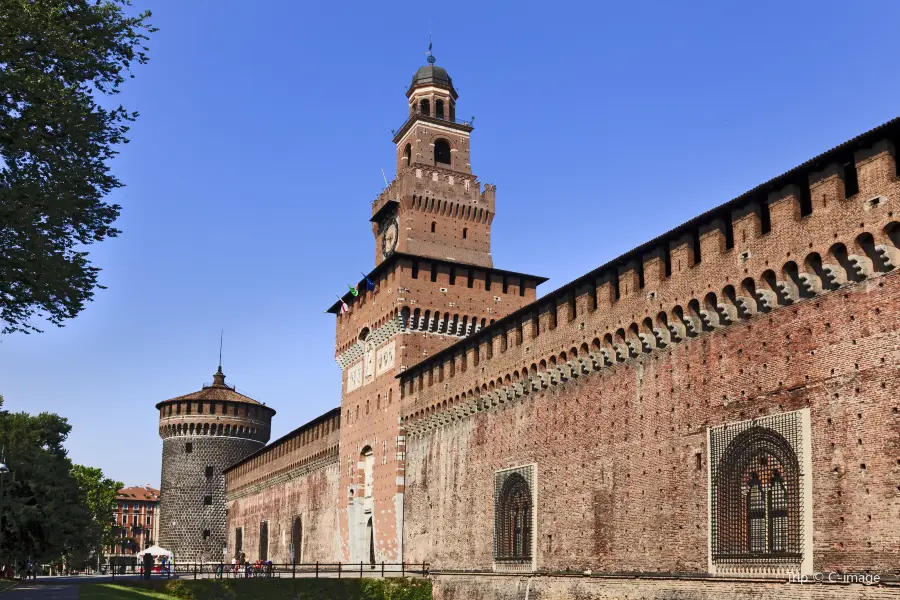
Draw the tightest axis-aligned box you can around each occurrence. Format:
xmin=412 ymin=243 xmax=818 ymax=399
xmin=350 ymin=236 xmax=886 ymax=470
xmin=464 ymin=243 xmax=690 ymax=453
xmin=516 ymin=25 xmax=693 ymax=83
xmin=399 ymin=120 xmax=900 ymax=584
xmin=399 ymin=130 xmax=900 ymax=424
xmin=224 ymin=409 xmax=341 ymax=563
xmin=371 ymin=164 xmax=495 ymax=269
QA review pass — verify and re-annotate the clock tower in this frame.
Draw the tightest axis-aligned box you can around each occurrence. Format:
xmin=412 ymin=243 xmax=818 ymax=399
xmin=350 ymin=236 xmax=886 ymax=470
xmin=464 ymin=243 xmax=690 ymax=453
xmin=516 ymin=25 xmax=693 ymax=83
xmin=371 ymin=58 xmax=493 ymax=268
xmin=330 ymin=53 xmax=546 ymax=566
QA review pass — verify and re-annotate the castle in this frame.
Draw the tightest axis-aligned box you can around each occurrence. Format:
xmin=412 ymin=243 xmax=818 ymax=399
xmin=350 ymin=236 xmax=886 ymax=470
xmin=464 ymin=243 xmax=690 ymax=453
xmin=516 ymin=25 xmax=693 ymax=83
xmin=157 ymin=56 xmax=900 ymax=598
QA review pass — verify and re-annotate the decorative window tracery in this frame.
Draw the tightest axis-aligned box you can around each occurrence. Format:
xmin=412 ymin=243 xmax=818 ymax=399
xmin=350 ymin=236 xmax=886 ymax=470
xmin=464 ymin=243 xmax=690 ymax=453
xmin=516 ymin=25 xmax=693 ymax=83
xmin=709 ymin=410 xmax=809 ymax=574
xmin=493 ymin=465 xmax=535 ymax=568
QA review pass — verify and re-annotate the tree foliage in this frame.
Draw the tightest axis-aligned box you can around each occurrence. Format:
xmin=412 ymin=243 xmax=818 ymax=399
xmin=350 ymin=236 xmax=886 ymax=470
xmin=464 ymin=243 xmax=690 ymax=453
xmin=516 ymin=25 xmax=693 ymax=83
xmin=0 ymin=397 xmax=118 ymax=568
xmin=0 ymin=0 xmax=155 ymax=334
xmin=72 ymin=464 xmax=123 ymax=562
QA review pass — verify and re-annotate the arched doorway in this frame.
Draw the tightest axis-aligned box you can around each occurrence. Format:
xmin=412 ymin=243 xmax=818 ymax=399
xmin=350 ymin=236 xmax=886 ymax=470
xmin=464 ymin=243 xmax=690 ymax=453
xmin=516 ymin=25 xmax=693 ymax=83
xmin=366 ymin=517 xmax=375 ymax=566
xmin=291 ymin=516 xmax=302 ymax=564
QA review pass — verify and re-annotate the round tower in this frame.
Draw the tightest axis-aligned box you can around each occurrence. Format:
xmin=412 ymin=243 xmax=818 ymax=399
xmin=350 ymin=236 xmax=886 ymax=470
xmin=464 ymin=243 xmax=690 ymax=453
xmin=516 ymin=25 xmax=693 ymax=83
xmin=156 ymin=366 xmax=275 ymax=562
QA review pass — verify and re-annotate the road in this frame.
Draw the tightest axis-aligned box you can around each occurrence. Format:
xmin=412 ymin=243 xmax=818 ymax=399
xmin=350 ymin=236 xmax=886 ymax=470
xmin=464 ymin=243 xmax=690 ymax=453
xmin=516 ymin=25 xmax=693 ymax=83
xmin=7 ymin=583 xmax=78 ymax=600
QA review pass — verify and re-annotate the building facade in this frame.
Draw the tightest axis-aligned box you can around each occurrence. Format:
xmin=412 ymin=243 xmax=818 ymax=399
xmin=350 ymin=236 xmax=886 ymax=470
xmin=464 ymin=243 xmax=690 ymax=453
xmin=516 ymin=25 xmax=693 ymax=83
xmin=157 ymin=366 xmax=274 ymax=562
xmin=107 ymin=486 xmax=159 ymax=566
xmin=208 ymin=57 xmax=900 ymax=598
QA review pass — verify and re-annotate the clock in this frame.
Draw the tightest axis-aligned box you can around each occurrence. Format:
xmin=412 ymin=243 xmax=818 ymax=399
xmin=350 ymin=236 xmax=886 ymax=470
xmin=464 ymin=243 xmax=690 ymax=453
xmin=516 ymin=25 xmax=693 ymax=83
xmin=381 ymin=217 xmax=399 ymax=258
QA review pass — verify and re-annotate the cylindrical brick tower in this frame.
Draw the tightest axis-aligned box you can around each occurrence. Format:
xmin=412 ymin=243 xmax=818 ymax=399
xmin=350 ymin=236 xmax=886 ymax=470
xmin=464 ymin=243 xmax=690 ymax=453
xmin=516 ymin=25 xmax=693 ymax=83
xmin=156 ymin=366 xmax=275 ymax=563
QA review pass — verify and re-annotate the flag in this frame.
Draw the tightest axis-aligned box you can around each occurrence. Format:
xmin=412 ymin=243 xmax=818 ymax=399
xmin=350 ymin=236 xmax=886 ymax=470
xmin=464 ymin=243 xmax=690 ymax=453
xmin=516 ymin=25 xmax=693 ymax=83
xmin=336 ymin=295 xmax=350 ymax=314
xmin=361 ymin=272 xmax=376 ymax=291
xmin=347 ymin=284 xmax=359 ymax=297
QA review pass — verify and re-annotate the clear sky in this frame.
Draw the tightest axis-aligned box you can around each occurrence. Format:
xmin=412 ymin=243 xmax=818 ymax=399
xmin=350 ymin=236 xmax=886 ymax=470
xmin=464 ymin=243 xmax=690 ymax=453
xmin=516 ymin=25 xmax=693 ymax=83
xmin=2 ymin=0 xmax=899 ymax=488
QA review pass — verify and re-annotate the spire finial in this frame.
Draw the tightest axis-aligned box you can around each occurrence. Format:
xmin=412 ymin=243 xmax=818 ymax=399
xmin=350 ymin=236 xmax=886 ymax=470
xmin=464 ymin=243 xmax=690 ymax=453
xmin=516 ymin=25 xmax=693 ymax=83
xmin=213 ymin=330 xmax=226 ymax=386
xmin=426 ymin=26 xmax=435 ymax=64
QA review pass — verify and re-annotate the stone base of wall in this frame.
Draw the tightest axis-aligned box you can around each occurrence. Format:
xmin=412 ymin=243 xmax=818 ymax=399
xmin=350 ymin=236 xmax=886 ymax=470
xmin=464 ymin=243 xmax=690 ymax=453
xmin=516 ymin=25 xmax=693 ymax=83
xmin=431 ymin=573 xmax=900 ymax=600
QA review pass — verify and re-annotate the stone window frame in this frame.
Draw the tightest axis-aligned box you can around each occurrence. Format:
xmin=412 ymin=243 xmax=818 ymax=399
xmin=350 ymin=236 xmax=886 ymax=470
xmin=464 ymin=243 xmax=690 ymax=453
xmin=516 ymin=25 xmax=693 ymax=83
xmin=707 ymin=408 xmax=813 ymax=577
xmin=492 ymin=463 xmax=537 ymax=573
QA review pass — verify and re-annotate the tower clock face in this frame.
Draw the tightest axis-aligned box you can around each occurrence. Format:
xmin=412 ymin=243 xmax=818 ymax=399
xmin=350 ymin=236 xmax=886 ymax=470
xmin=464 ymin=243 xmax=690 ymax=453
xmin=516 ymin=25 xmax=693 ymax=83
xmin=382 ymin=218 xmax=399 ymax=258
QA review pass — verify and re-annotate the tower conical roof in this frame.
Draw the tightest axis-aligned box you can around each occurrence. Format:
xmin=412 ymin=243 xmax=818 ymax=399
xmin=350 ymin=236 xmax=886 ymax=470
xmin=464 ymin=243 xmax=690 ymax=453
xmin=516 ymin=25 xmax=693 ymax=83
xmin=154 ymin=366 xmax=272 ymax=410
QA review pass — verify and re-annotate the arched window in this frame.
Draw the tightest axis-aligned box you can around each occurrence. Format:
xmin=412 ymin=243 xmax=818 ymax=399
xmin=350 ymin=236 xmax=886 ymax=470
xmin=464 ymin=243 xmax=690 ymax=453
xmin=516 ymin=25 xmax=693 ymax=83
xmin=713 ymin=424 xmax=801 ymax=562
xmin=494 ymin=471 xmax=533 ymax=561
xmin=435 ymin=99 xmax=445 ymax=119
xmin=420 ymin=99 xmax=430 ymax=116
xmin=434 ymin=139 xmax=451 ymax=165
xmin=403 ymin=143 xmax=412 ymax=167
xmin=431 ymin=221 xmax=436 ymax=233
xmin=462 ymin=227 xmax=468 ymax=239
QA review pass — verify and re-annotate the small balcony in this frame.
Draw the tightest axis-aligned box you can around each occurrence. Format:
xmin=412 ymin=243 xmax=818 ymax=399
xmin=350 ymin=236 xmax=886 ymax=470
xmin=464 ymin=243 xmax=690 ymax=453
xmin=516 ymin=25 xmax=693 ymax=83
xmin=392 ymin=112 xmax=474 ymax=142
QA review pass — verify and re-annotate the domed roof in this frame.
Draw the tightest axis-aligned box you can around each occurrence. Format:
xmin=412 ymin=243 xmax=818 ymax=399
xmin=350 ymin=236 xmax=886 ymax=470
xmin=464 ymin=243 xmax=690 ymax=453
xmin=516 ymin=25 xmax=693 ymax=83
xmin=411 ymin=65 xmax=455 ymax=90
xmin=154 ymin=365 xmax=274 ymax=411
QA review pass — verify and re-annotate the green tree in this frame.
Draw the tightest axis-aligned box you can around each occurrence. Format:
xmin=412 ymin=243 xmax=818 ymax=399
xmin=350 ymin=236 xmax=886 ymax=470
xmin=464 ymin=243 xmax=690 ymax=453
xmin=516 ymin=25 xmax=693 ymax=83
xmin=0 ymin=0 xmax=155 ymax=334
xmin=72 ymin=465 xmax=123 ymax=568
xmin=0 ymin=401 xmax=93 ymax=568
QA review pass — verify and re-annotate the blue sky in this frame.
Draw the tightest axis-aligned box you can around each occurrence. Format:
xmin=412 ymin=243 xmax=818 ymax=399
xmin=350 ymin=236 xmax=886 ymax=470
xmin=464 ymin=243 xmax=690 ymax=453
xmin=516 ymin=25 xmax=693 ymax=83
xmin=2 ymin=0 xmax=899 ymax=487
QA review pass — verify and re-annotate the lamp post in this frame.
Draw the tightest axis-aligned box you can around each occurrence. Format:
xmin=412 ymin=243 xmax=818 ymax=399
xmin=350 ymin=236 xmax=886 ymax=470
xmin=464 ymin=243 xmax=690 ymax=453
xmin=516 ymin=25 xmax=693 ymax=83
xmin=0 ymin=450 xmax=10 ymax=573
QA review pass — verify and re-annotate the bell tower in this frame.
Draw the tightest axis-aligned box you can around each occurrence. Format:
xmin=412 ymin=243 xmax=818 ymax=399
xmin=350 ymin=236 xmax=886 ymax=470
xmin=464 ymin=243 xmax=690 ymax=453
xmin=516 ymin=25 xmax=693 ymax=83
xmin=371 ymin=53 xmax=493 ymax=269
xmin=330 ymin=51 xmax=546 ymax=566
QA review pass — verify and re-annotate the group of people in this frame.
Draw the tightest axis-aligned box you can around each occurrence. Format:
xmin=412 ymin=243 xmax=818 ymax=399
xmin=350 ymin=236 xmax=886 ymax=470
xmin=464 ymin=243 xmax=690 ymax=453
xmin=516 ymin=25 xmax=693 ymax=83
xmin=229 ymin=552 xmax=273 ymax=577
xmin=22 ymin=561 xmax=37 ymax=581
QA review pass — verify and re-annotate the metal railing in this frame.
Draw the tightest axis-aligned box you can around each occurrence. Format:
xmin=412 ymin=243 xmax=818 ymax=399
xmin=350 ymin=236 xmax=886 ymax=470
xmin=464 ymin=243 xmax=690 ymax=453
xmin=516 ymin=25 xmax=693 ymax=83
xmin=394 ymin=113 xmax=474 ymax=134
xmin=109 ymin=561 xmax=429 ymax=580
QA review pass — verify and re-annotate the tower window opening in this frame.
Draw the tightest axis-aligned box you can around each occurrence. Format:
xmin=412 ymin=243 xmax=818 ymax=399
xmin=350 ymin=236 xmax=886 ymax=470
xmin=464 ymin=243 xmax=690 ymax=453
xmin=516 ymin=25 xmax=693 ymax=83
xmin=203 ymin=495 xmax=212 ymax=506
xmin=434 ymin=139 xmax=451 ymax=165
xmin=436 ymin=99 xmax=445 ymax=119
xmin=420 ymin=99 xmax=430 ymax=116
xmin=185 ymin=442 xmax=193 ymax=454
xmin=404 ymin=143 xmax=411 ymax=167
xmin=463 ymin=227 xmax=468 ymax=239
xmin=431 ymin=221 xmax=436 ymax=233
xmin=205 ymin=466 xmax=214 ymax=478
xmin=843 ymin=160 xmax=859 ymax=197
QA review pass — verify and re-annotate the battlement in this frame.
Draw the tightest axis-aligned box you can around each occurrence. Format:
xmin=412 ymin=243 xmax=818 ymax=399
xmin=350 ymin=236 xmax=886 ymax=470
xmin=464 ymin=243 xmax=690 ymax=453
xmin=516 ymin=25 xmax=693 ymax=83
xmin=223 ymin=407 xmax=341 ymax=493
xmin=398 ymin=119 xmax=900 ymax=427
xmin=332 ymin=254 xmax=547 ymax=358
xmin=371 ymin=167 xmax=491 ymax=219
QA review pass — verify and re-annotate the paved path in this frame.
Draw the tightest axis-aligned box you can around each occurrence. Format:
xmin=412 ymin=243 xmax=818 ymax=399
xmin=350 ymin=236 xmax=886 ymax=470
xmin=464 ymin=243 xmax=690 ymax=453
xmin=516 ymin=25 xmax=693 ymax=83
xmin=7 ymin=583 xmax=78 ymax=600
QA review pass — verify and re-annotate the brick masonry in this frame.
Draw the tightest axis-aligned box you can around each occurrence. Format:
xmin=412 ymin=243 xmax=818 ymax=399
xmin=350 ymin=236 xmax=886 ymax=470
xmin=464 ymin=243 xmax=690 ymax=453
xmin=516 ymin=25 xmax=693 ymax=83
xmin=224 ymin=409 xmax=341 ymax=564
xmin=173 ymin=59 xmax=900 ymax=598
xmin=398 ymin=119 xmax=900 ymax=597
xmin=430 ymin=574 xmax=900 ymax=600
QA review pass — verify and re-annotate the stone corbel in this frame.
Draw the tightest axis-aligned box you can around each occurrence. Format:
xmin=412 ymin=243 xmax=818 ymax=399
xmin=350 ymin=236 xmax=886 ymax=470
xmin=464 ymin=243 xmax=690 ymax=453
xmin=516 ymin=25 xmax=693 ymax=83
xmin=637 ymin=332 xmax=656 ymax=352
xmin=821 ymin=262 xmax=847 ymax=287
xmin=754 ymin=288 xmax=778 ymax=311
xmin=667 ymin=320 xmax=686 ymax=343
xmin=847 ymin=254 xmax=873 ymax=279
xmin=716 ymin=302 xmax=737 ymax=326
xmin=876 ymin=245 xmax=900 ymax=270
xmin=796 ymin=271 xmax=822 ymax=296
xmin=775 ymin=279 xmax=798 ymax=304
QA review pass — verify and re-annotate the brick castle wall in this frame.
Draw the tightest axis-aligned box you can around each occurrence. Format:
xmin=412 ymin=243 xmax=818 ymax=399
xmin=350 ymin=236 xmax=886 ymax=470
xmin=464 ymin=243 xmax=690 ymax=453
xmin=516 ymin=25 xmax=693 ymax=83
xmin=399 ymin=128 xmax=900 ymax=588
xmin=431 ymin=574 xmax=900 ymax=600
xmin=404 ymin=269 xmax=900 ymax=574
xmin=224 ymin=409 xmax=341 ymax=563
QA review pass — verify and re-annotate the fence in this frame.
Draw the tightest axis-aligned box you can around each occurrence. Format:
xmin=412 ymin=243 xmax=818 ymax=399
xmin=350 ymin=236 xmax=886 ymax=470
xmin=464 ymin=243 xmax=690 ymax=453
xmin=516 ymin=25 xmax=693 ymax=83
xmin=110 ymin=561 xmax=429 ymax=580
